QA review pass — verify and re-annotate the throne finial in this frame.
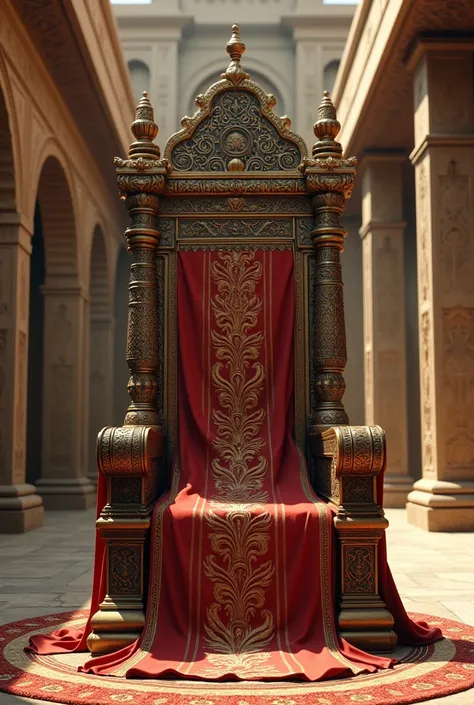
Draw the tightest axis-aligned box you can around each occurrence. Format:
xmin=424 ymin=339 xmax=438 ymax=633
xmin=312 ymin=91 xmax=343 ymax=158
xmin=128 ymin=91 xmax=161 ymax=160
xmin=221 ymin=23 xmax=250 ymax=85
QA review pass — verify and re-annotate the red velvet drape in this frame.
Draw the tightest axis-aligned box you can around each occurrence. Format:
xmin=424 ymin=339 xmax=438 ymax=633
xmin=28 ymin=249 xmax=441 ymax=680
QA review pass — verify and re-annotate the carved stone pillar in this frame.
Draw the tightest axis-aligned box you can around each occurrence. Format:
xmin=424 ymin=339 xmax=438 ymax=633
xmin=360 ymin=155 xmax=411 ymax=507
xmin=406 ymin=40 xmax=474 ymax=531
xmin=0 ymin=213 xmax=44 ymax=532
xmin=36 ymin=284 xmax=95 ymax=509
xmin=88 ymin=315 xmax=114 ymax=481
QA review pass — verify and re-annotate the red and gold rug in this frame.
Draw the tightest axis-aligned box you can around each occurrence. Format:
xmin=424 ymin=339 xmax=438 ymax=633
xmin=1 ymin=611 xmax=474 ymax=705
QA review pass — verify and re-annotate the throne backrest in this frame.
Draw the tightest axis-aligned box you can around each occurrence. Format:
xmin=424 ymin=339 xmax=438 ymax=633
xmin=152 ymin=28 xmax=318 ymax=460
xmin=115 ymin=25 xmax=356 ymax=503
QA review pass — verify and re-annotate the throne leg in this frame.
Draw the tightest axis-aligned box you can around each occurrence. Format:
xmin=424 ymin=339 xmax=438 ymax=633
xmin=335 ymin=513 xmax=397 ymax=651
xmin=87 ymin=514 xmax=150 ymax=655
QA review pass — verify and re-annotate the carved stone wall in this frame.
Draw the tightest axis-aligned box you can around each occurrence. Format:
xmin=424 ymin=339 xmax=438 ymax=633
xmin=113 ymin=1 xmax=354 ymax=149
xmin=407 ymin=42 xmax=474 ymax=532
xmin=0 ymin=1 xmax=128 ymax=531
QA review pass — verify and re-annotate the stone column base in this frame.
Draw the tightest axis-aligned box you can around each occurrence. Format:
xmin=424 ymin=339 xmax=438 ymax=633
xmin=383 ymin=474 xmax=413 ymax=508
xmin=0 ymin=484 xmax=44 ymax=533
xmin=407 ymin=479 xmax=474 ymax=531
xmin=36 ymin=477 xmax=96 ymax=510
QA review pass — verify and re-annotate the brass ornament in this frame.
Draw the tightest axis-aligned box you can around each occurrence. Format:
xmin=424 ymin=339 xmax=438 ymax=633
xmin=221 ymin=23 xmax=250 ymax=86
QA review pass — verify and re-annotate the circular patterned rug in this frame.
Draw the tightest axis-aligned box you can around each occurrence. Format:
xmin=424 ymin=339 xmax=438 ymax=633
xmin=1 ymin=611 xmax=474 ymax=705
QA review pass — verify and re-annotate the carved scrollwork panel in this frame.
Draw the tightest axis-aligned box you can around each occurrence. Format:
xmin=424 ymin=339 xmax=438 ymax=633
xmin=157 ymin=219 xmax=175 ymax=248
xmin=178 ymin=243 xmax=293 ymax=252
xmin=342 ymin=477 xmax=374 ymax=504
xmin=343 ymin=545 xmax=376 ymax=595
xmin=164 ymin=178 xmax=306 ymax=196
xmin=296 ymin=217 xmax=314 ymax=247
xmin=169 ymin=91 xmax=302 ymax=173
xmin=108 ymin=545 xmax=141 ymax=596
xmin=110 ymin=477 xmax=142 ymax=505
xmin=160 ymin=196 xmax=312 ymax=215
xmin=178 ymin=218 xmax=292 ymax=239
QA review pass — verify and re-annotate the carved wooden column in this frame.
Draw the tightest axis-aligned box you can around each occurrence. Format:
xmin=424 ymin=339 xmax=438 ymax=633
xmin=306 ymin=94 xmax=395 ymax=652
xmin=36 ymin=284 xmax=95 ymax=509
xmin=406 ymin=40 xmax=474 ymax=532
xmin=88 ymin=93 xmax=167 ymax=655
xmin=304 ymin=92 xmax=353 ymax=431
xmin=0 ymin=214 xmax=44 ymax=532
xmin=360 ymin=154 xmax=411 ymax=507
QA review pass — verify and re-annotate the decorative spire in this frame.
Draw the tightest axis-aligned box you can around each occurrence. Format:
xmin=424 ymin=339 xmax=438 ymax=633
xmin=128 ymin=92 xmax=161 ymax=160
xmin=312 ymin=91 xmax=343 ymax=158
xmin=221 ymin=24 xmax=250 ymax=86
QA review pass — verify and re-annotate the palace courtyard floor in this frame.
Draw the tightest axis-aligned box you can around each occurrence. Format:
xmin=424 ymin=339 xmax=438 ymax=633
xmin=0 ymin=508 xmax=473 ymax=704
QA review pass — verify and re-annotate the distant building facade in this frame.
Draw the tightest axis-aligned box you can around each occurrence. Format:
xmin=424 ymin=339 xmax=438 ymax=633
xmin=112 ymin=0 xmax=355 ymax=151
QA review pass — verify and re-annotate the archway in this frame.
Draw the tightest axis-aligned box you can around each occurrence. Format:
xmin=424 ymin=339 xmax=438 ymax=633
xmin=0 ymin=83 xmax=44 ymax=532
xmin=88 ymin=225 xmax=113 ymax=481
xmin=30 ymin=155 xmax=95 ymax=509
xmin=128 ymin=60 xmax=150 ymax=103
xmin=113 ymin=247 xmax=130 ymax=427
xmin=323 ymin=59 xmax=341 ymax=95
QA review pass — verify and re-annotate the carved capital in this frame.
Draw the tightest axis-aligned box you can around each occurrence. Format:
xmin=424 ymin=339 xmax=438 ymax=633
xmin=97 ymin=425 xmax=163 ymax=478
xmin=117 ymin=173 xmax=167 ymax=199
xmin=305 ymin=172 xmax=356 ymax=198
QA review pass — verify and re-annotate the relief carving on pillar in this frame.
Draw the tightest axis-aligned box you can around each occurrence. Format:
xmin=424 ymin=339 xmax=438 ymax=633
xmin=376 ymin=350 xmax=403 ymax=470
xmin=52 ymin=304 xmax=73 ymax=363
xmin=20 ymin=259 xmax=28 ymax=323
xmin=443 ymin=306 xmax=474 ymax=471
xmin=0 ymin=258 xmax=11 ymax=316
xmin=0 ymin=329 xmax=6 ymax=403
xmin=0 ymin=329 xmax=6 ymax=475
xmin=14 ymin=331 xmax=27 ymax=473
xmin=417 ymin=162 xmax=430 ymax=304
xmin=439 ymin=160 xmax=472 ymax=295
xmin=49 ymin=303 xmax=74 ymax=467
xmin=431 ymin=59 xmax=469 ymax=131
xmin=375 ymin=236 xmax=401 ymax=345
xmin=420 ymin=311 xmax=434 ymax=474
xmin=50 ymin=364 xmax=73 ymax=468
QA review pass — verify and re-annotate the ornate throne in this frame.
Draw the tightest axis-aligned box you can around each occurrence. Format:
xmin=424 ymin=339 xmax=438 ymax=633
xmin=89 ymin=26 xmax=395 ymax=660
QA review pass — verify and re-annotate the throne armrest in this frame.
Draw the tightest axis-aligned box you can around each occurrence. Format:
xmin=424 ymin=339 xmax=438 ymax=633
xmin=97 ymin=425 xmax=164 ymax=478
xmin=308 ymin=424 xmax=386 ymax=513
xmin=97 ymin=424 xmax=165 ymax=514
xmin=308 ymin=425 xmax=396 ymax=651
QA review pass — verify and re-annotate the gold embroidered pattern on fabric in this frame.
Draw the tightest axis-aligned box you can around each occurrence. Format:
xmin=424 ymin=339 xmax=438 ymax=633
xmin=202 ymin=251 xmax=277 ymax=677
